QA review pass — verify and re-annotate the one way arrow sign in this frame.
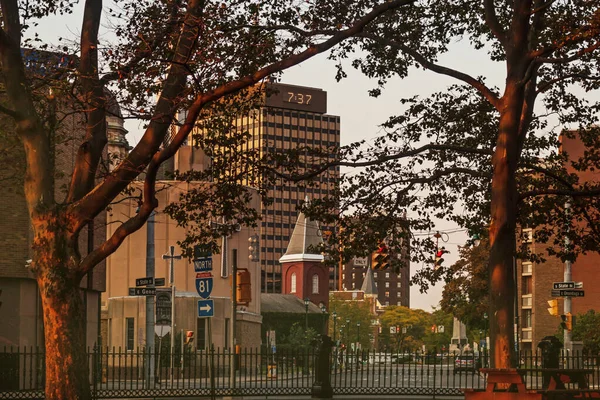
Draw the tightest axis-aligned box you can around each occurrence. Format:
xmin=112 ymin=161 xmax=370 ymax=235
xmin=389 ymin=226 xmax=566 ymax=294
xmin=197 ymin=299 xmax=214 ymax=318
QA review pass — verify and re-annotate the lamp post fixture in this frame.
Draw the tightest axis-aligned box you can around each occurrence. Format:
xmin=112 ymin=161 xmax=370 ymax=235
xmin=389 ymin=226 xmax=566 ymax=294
xmin=341 ymin=324 xmax=346 ymax=345
xmin=304 ymin=298 xmax=310 ymax=331
xmin=332 ymin=311 xmax=337 ymax=343
xmin=320 ymin=304 xmax=327 ymax=334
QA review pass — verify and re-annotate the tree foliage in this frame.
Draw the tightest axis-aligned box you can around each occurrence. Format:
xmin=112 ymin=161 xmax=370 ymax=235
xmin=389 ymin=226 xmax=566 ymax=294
xmin=0 ymin=1 xmax=415 ymax=398
xmin=573 ymin=310 xmax=600 ymax=354
xmin=303 ymin=0 xmax=600 ymax=368
xmin=440 ymin=239 xmax=490 ymax=331
xmin=329 ymin=295 xmax=375 ymax=349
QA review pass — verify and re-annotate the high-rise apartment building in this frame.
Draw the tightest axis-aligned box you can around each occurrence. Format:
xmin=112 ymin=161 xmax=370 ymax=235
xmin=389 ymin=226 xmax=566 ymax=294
xmin=341 ymin=255 xmax=410 ymax=308
xmin=174 ymin=83 xmax=340 ymax=293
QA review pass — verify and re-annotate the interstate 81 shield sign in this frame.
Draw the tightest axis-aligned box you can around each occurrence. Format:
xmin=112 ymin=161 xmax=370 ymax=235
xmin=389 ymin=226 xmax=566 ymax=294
xmin=195 ymin=273 xmax=213 ymax=299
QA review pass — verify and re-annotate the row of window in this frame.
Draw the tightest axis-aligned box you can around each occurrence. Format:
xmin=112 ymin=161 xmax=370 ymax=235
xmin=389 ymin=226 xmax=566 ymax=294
xmin=290 ymin=272 xmax=321 ymax=294
xmin=343 ymin=272 xmax=400 ymax=281
xmin=264 ymin=109 xmax=341 ymax=123
xmin=125 ymin=318 xmax=212 ymax=351
xmin=262 ymin=131 xmax=339 ymax=144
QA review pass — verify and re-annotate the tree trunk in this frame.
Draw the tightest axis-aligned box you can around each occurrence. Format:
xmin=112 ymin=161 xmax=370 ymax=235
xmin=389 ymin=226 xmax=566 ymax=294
xmin=37 ymin=260 xmax=91 ymax=400
xmin=488 ymin=94 xmax=521 ymax=370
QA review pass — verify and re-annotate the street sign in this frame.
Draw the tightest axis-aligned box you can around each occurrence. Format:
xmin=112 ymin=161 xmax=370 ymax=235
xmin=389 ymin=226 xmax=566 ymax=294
xmin=129 ymin=287 xmax=156 ymax=296
xmin=156 ymin=289 xmax=171 ymax=325
xmin=560 ymin=289 xmax=585 ymax=297
xmin=136 ymin=277 xmax=153 ymax=287
xmin=438 ymin=325 xmax=445 ymax=333
xmin=390 ymin=326 xmax=397 ymax=334
xmin=195 ymin=276 xmax=213 ymax=299
xmin=575 ymin=282 xmax=583 ymax=288
xmin=198 ymin=299 xmax=214 ymax=318
xmin=155 ymin=277 xmax=166 ymax=286
xmin=553 ymin=282 xmax=574 ymax=289
xmin=194 ymin=258 xmax=213 ymax=272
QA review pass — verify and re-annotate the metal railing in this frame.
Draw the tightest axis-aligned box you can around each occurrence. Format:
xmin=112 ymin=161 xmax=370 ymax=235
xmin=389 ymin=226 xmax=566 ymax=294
xmin=1 ymin=346 xmax=598 ymax=399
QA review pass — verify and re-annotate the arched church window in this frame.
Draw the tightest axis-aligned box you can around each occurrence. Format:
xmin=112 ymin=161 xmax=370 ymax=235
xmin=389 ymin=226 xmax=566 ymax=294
xmin=291 ymin=272 xmax=297 ymax=293
xmin=312 ymin=274 xmax=319 ymax=294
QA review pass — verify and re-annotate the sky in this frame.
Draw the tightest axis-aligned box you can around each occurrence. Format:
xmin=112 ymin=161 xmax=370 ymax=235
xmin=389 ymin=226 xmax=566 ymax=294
xmin=31 ymin=2 xmax=510 ymax=312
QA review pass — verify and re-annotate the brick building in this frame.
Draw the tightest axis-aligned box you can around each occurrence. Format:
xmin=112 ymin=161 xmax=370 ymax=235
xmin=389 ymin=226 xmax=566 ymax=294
xmin=340 ymin=244 xmax=410 ymax=308
xmin=516 ymin=132 xmax=600 ymax=351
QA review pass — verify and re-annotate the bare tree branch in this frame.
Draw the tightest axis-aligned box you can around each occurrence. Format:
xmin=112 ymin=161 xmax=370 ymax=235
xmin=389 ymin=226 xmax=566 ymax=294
xmin=66 ymin=0 xmax=108 ymax=205
xmin=70 ymin=0 xmax=416 ymax=230
xmin=357 ymin=32 xmax=502 ymax=110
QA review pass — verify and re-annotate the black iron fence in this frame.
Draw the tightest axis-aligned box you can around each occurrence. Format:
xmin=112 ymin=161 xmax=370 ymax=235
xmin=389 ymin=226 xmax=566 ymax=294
xmin=0 ymin=346 xmax=598 ymax=399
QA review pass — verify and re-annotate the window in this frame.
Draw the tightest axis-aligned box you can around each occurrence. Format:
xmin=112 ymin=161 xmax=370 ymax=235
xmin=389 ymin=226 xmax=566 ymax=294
xmin=385 ymin=282 xmax=390 ymax=288
xmin=225 ymin=318 xmax=230 ymax=349
xmin=522 ymin=262 xmax=532 ymax=275
xmin=385 ymin=291 xmax=390 ymax=297
xmin=291 ymin=272 xmax=297 ymax=293
xmin=522 ymin=276 xmax=532 ymax=295
xmin=126 ymin=318 xmax=134 ymax=351
xmin=197 ymin=318 xmax=207 ymax=349
xmin=374 ymin=272 xmax=378 ymax=278
xmin=397 ymin=282 xmax=402 ymax=288
xmin=312 ymin=274 xmax=319 ymax=294
xmin=522 ymin=309 xmax=532 ymax=328
xmin=385 ymin=272 xmax=390 ymax=278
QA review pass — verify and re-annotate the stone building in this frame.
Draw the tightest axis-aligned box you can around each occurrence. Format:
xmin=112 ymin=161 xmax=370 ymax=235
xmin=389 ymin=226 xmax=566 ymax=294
xmin=102 ymin=179 xmax=263 ymax=350
xmin=0 ymin=85 xmax=127 ymax=349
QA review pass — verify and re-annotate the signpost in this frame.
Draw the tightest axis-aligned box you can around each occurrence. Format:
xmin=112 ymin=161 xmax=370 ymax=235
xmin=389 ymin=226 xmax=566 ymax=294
xmin=553 ymin=282 xmax=575 ymax=289
xmin=551 ymin=289 xmax=585 ymax=297
xmin=155 ymin=289 xmax=172 ymax=326
xmin=136 ymin=277 xmax=154 ymax=287
xmin=198 ymin=299 xmax=214 ymax=318
xmin=194 ymin=258 xmax=213 ymax=272
xmin=129 ymin=287 xmax=156 ymax=296
xmin=195 ymin=272 xmax=214 ymax=299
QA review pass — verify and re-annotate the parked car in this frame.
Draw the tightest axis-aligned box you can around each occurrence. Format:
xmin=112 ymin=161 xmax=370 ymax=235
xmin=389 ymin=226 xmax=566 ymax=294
xmin=454 ymin=355 xmax=479 ymax=374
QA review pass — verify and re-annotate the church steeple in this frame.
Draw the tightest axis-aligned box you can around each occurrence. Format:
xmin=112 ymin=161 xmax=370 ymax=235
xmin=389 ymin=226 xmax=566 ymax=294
xmin=279 ymin=198 xmax=323 ymax=263
xmin=279 ymin=198 xmax=328 ymax=308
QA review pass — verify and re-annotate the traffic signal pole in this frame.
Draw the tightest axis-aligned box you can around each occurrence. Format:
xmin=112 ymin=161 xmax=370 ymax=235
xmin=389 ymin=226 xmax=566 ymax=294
xmin=145 ymin=212 xmax=155 ymax=388
xmin=564 ymin=201 xmax=572 ymax=351
xmin=230 ymin=249 xmax=237 ymax=390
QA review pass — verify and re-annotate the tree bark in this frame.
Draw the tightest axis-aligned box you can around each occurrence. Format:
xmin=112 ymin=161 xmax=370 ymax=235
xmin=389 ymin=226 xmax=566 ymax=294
xmin=34 ymin=214 xmax=90 ymax=400
xmin=488 ymin=85 xmax=522 ymax=369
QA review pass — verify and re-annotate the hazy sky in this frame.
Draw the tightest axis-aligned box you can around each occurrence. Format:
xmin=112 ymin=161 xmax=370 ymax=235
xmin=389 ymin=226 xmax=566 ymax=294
xmin=33 ymin=3 xmax=510 ymax=312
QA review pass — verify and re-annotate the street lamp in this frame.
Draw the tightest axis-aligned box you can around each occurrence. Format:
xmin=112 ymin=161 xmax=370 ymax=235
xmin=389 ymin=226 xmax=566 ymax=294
xmin=320 ymin=304 xmax=327 ymax=334
xmin=356 ymin=322 xmax=361 ymax=347
xmin=332 ymin=311 xmax=338 ymax=343
xmin=304 ymin=298 xmax=310 ymax=331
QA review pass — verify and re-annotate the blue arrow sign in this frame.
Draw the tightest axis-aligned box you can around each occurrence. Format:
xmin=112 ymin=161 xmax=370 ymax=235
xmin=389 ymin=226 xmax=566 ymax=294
xmin=195 ymin=277 xmax=213 ymax=299
xmin=194 ymin=257 xmax=213 ymax=272
xmin=198 ymin=299 xmax=214 ymax=318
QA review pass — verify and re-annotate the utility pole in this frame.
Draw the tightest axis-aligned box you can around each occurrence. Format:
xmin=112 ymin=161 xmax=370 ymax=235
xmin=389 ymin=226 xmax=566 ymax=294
xmin=146 ymin=212 xmax=156 ymax=387
xmin=162 ymin=246 xmax=182 ymax=375
xmin=564 ymin=200 xmax=572 ymax=351
xmin=230 ymin=249 xmax=238 ymax=389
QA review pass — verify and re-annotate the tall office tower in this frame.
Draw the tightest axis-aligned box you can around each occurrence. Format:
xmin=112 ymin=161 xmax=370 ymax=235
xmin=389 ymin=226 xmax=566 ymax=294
xmin=173 ymin=82 xmax=341 ymax=293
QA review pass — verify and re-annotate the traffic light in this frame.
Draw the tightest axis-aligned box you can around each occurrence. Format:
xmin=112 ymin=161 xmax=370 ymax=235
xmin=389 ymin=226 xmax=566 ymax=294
xmin=431 ymin=325 xmax=437 ymax=333
xmin=547 ymin=299 xmax=559 ymax=316
xmin=565 ymin=313 xmax=574 ymax=331
xmin=184 ymin=330 xmax=194 ymax=345
xmin=236 ymin=268 xmax=252 ymax=305
xmin=371 ymin=243 xmax=390 ymax=270
xmin=248 ymin=234 xmax=260 ymax=262
xmin=434 ymin=247 xmax=447 ymax=270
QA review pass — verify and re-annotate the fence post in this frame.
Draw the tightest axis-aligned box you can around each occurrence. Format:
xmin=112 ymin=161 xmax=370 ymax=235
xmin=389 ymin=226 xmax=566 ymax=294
xmin=311 ymin=335 xmax=334 ymax=399
xmin=210 ymin=345 xmax=216 ymax=400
